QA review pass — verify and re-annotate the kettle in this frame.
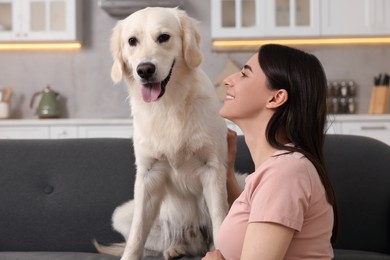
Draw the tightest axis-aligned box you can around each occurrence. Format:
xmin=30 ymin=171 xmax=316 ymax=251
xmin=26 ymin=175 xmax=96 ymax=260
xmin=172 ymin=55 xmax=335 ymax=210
xmin=30 ymin=85 xmax=60 ymax=118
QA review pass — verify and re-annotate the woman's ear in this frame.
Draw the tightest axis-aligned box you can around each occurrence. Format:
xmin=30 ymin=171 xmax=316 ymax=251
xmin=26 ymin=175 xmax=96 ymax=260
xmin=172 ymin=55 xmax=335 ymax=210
xmin=266 ymin=89 xmax=288 ymax=109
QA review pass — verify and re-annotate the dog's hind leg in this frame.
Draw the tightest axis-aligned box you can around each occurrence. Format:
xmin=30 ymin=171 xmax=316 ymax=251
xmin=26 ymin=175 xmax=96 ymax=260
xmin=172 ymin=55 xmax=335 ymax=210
xmin=112 ymin=200 xmax=135 ymax=240
xmin=121 ymin=158 xmax=170 ymax=260
xmin=163 ymin=225 xmax=210 ymax=260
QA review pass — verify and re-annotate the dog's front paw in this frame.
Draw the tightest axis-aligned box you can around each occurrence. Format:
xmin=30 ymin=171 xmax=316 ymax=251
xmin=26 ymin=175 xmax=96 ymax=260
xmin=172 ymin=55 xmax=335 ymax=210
xmin=163 ymin=245 xmax=187 ymax=260
xmin=120 ymin=256 xmax=137 ymax=260
xmin=120 ymin=252 xmax=140 ymax=260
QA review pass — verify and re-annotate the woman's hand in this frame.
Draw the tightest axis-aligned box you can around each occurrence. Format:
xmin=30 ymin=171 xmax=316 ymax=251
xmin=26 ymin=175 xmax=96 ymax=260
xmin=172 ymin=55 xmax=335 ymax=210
xmin=227 ymin=128 xmax=237 ymax=176
xmin=226 ymin=129 xmax=243 ymax=206
xmin=202 ymin=249 xmax=225 ymax=260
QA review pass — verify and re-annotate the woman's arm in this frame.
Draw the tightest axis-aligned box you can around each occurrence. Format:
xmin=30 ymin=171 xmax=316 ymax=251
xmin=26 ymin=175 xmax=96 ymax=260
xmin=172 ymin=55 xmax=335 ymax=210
xmin=202 ymin=249 xmax=225 ymax=260
xmin=240 ymin=222 xmax=294 ymax=260
xmin=226 ymin=129 xmax=243 ymax=207
xmin=202 ymin=222 xmax=294 ymax=260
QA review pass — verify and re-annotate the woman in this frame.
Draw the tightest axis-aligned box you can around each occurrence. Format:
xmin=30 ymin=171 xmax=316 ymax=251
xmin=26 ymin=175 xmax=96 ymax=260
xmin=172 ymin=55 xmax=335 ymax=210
xmin=203 ymin=44 xmax=337 ymax=260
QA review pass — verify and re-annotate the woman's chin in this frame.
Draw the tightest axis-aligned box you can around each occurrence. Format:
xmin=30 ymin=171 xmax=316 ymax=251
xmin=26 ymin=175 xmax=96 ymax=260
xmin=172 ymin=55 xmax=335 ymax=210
xmin=219 ymin=108 xmax=229 ymax=120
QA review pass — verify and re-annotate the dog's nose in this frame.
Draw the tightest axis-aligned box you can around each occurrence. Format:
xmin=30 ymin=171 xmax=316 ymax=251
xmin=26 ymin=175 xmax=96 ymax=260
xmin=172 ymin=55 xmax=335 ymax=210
xmin=137 ymin=62 xmax=156 ymax=79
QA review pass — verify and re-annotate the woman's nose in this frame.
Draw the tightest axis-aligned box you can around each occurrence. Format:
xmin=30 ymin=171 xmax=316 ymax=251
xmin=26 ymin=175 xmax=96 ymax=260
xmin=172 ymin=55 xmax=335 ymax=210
xmin=223 ymin=80 xmax=230 ymax=88
xmin=223 ymin=75 xmax=234 ymax=88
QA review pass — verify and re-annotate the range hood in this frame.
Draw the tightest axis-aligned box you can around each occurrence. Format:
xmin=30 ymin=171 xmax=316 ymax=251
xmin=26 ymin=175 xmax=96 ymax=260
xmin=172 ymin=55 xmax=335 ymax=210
xmin=98 ymin=0 xmax=183 ymax=18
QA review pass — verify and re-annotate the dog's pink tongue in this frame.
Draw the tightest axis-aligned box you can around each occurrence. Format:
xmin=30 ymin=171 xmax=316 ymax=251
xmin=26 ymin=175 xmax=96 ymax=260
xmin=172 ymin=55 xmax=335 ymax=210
xmin=141 ymin=83 xmax=161 ymax=103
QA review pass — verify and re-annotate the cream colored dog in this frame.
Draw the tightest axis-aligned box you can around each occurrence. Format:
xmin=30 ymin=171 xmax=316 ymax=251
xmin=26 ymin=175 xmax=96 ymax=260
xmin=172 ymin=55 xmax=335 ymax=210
xmin=105 ymin=7 xmax=229 ymax=260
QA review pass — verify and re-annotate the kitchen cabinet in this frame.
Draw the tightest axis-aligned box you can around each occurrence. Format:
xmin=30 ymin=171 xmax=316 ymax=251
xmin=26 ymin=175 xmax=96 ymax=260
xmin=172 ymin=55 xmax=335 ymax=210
xmin=0 ymin=126 xmax=49 ymax=139
xmin=228 ymin=115 xmax=390 ymax=146
xmin=0 ymin=117 xmax=389 ymax=146
xmin=331 ymin=115 xmax=390 ymax=146
xmin=265 ymin=0 xmax=320 ymax=36
xmin=78 ymin=125 xmax=133 ymax=138
xmin=226 ymin=120 xmax=243 ymax=135
xmin=211 ymin=0 xmax=319 ymax=38
xmin=0 ymin=0 xmax=80 ymax=42
xmin=341 ymin=121 xmax=390 ymax=146
xmin=50 ymin=126 xmax=78 ymax=139
xmin=326 ymin=120 xmax=342 ymax=134
xmin=321 ymin=0 xmax=390 ymax=36
xmin=211 ymin=0 xmax=390 ymax=38
xmin=0 ymin=119 xmax=133 ymax=139
xmin=211 ymin=0 xmax=264 ymax=38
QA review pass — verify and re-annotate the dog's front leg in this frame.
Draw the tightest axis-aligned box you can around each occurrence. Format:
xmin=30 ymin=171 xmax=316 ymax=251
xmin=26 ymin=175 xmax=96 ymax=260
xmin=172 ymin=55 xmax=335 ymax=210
xmin=200 ymin=164 xmax=229 ymax=249
xmin=121 ymin=159 xmax=169 ymax=260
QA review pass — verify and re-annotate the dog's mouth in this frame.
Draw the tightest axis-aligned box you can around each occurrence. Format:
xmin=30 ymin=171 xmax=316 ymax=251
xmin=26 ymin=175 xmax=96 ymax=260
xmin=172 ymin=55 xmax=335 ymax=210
xmin=141 ymin=60 xmax=175 ymax=103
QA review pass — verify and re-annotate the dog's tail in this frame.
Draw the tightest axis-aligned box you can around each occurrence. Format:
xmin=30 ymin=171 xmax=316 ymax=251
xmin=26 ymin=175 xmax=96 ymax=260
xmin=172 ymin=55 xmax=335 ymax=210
xmin=93 ymin=239 xmax=125 ymax=257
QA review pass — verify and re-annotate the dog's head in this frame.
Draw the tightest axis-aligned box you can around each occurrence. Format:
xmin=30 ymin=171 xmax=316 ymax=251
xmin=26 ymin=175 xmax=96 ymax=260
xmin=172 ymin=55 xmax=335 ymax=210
xmin=110 ymin=7 xmax=202 ymax=103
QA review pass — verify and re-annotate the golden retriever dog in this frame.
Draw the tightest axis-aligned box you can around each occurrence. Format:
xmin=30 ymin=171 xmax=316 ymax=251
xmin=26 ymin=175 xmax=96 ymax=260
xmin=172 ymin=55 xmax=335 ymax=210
xmin=99 ymin=7 xmax=229 ymax=260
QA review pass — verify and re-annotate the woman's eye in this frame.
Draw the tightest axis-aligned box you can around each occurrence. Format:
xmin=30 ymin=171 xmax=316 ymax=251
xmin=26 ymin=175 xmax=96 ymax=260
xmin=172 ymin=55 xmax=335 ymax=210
xmin=240 ymin=71 xmax=247 ymax=77
xmin=157 ymin=34 xmax=170 ymax=43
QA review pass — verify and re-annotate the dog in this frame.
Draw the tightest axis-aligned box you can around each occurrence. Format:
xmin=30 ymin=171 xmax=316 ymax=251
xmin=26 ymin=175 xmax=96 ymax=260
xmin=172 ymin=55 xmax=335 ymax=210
xmin=98 ymin=7 xmax=229 ymax=260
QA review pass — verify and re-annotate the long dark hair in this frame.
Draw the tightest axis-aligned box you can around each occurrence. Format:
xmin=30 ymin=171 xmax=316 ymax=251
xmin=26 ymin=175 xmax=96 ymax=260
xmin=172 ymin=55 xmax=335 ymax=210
xmin=258 ymin=44 xmax=338 ymax=244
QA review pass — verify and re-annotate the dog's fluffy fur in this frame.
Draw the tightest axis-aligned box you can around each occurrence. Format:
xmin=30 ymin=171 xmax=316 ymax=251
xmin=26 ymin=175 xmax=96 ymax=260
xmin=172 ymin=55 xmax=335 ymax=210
xmin=98 ymin=7 xmax=229 ymax=260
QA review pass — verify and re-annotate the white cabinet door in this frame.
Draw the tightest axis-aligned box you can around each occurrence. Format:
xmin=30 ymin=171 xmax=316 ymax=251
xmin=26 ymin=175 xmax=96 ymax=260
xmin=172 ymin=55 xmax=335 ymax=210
xmin=212 ymin=0 xmax=319 ymax=38
xmin=23 ymin=0 xmax=77 ymax=41
xmin=0 ymin=126 xmax=49 ymax=139
xmin=226 ymin=120 xmax=243 ymax=135
xmin=342 ymin=122 xmax=390 ymax=145
xmin=212 ymin=0 xmax=266 ymax=38
xmin=0 ymin=0 xmax=79 ymax=41
xmin=49 ymin=126 xmax=78 ymax=139
xmin=78 ymin=126 xmax=133 ymax=138
xmin=0 ymin=0 xmax=20 ymax=40
xmin=326 ymin=120 xmax=342 ymax=134
xmin=265 ymin=0 xmax=320 ymax=36
xmin=321 ymin=0 xmax=390 ymax=36
xmin=212 ymin=0 xmax=390 ymax=39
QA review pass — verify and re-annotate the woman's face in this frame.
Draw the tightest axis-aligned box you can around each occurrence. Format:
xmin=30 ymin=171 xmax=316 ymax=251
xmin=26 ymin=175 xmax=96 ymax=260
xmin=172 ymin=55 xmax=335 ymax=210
xmin=219 ymin=53 xmax=276 ymax=122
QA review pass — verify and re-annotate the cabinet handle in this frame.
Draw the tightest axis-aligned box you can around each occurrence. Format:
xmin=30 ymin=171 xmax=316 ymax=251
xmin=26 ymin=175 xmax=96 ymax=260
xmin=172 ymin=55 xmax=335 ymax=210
xmin=360 ymin=126 xmax=387 ymax=130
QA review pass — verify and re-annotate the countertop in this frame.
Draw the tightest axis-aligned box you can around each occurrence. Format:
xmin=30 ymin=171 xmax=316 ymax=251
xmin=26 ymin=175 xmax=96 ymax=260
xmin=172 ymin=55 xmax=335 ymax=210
xmin=0 ymin=114 xmax=389 ymax=126
xmin=0 ymin=118 xmax=133 ymax=126
xmin=328 ymin=114 xmax=390 ymax=121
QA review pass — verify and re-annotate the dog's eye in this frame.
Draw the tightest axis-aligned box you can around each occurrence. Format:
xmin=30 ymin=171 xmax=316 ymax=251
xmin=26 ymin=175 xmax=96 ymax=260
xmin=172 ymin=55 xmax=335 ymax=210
xmin=157 ymin=34 xmax=170 ymax=44
xmin=128 ymin=37 xmax=138 ymax=46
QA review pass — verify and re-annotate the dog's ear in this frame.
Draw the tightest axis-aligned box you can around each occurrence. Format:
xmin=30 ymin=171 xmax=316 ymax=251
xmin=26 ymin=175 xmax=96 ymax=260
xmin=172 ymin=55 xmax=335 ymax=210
xmin=177 ymin=9 xmax=202 ymax=69
xmin=111 ymin=21 xmax=125 ymax=83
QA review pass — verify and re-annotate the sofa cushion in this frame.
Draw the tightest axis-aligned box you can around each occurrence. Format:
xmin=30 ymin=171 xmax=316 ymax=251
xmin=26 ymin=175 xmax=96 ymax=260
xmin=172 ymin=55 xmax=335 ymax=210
xmin=334 ymin=249 xmax=390 ymax=259
xmin=0 ymin=252 xmax=203 ymax=260
xmin=0 ymin=138 xmax=135 ymax=252
xmin=0 ymin=252 xmax=120 ymax=260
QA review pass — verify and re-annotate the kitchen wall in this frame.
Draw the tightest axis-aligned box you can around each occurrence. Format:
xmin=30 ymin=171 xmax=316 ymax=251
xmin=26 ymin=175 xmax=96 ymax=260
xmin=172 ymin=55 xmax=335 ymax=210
xmin=1 ymin=0 xmax=389 ymax=119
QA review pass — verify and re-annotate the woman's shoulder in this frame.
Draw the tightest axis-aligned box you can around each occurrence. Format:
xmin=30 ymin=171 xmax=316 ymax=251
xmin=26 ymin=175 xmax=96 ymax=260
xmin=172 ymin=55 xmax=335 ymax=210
xmin=249 ymin=149 xmax=316 ymax=185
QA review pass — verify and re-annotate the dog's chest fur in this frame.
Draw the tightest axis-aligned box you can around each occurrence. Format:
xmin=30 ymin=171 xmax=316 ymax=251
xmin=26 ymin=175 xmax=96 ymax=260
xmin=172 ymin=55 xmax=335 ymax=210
xmin=132 ymin=96 xmax=217 ymax=161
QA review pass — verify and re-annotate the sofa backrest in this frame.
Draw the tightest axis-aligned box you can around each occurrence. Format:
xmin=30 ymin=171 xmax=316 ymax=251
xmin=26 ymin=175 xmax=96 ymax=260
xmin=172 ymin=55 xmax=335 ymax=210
xmin=324 ymin=134 xmax=390 ymax=254
xmin=1 ymin=135 xmax=389 ymax=254
xmin=234 ymin=134 xmax=390 ymax=255
xmin=0 ymin=138 xmax=135 ymax=252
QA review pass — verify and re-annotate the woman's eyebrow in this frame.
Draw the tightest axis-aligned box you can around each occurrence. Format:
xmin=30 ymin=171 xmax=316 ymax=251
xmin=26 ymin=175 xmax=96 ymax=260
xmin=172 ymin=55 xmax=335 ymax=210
xmin=243 ymin=64 xmax=253 ymax=72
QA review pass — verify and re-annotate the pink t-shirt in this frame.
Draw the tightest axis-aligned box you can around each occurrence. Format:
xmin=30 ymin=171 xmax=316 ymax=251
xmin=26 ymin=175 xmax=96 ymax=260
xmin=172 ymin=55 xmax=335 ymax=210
xmin=218 ymin=149 xmax=334 ymax=260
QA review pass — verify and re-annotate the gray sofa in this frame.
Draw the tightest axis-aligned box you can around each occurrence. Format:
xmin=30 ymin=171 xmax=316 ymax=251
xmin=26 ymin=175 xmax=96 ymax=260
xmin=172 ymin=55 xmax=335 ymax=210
xmin=0 ymin=135 xmax=390 ymax=260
